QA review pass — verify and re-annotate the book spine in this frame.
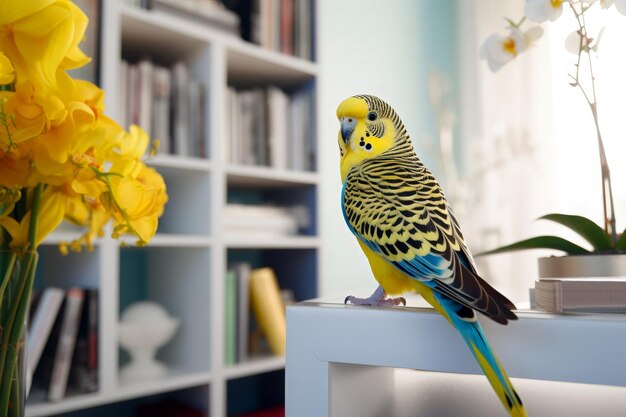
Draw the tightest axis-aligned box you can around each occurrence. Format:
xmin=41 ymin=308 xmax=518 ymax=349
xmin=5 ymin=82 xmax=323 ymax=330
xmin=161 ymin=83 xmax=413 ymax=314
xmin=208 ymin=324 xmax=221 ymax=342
xmin=26 ymin=287 xmax=65 ymax=395
xmin=236 ymin=263 xmax=252 ymax=362
xmin=225 ymin=270 xmax=238 ymax=365
xmin=152 ymin=66 xmax=172 ymax=154
xmin=171 ymin=62 xmax=190 ymax=156
xmin=48 ymin=288 xmax=85 ymax=401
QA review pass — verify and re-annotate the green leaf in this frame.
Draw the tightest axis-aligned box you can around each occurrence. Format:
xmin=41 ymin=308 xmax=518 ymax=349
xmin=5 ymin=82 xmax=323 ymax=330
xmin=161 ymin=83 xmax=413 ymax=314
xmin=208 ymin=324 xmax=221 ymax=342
xmin=616 ymin=228 xmax=626 ymax=252
xmin=475 ymin=236 xmax=591 ymax=257
xmin=539 ymin=213 xmax=612 ymax=252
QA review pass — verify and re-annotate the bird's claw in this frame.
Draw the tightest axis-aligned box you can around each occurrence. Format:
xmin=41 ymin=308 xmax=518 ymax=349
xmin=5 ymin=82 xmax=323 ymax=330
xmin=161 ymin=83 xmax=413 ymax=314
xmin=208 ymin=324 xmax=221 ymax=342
xmin=344 ymin=291 xmax=406 ymax=307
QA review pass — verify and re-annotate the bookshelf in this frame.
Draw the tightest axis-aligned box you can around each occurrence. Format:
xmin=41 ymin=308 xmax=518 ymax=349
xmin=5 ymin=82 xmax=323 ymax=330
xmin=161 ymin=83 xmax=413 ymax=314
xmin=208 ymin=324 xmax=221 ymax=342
xmin=28 ymin=1 xmax=319 ymax=416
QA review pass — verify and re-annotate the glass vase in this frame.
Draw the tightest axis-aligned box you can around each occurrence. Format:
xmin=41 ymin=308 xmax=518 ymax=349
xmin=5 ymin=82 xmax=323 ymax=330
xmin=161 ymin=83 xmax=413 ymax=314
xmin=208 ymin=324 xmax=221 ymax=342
xmin=0 ymin=250 xmax=38 ymax=417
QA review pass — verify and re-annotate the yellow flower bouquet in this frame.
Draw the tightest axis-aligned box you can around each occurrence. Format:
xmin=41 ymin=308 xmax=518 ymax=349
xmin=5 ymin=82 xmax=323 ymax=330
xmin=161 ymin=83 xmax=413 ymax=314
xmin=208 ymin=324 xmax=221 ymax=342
xmin=0 ymin=1 xmax=168 ymax=414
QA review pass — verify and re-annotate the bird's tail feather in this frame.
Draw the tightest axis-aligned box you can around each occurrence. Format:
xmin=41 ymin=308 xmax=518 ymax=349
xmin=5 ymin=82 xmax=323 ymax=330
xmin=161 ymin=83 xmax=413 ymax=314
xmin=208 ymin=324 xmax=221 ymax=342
xmin=457 ymin=318 xmax=526 ymax=417
xmin=416 ymin=281 xmax=526 ymax=417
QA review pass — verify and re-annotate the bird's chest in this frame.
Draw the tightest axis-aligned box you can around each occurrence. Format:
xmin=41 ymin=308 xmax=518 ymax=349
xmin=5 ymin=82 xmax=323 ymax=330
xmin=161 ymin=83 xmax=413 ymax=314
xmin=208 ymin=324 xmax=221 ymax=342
xmin=357 ymin=240 xmax=416 ymax=295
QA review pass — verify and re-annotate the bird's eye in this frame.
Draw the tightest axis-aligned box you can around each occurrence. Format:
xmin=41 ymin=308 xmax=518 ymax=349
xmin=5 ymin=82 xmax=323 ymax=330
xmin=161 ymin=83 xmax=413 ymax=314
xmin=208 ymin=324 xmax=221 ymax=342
xmin=367 ymin=112 xmax=377 ymax=121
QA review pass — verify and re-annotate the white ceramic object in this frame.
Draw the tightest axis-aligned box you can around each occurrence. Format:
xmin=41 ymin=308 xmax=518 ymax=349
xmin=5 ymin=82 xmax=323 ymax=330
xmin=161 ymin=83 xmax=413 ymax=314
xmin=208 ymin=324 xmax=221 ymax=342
xmin=538 ymin=254 xmax=626 ymax=279
xmin=118 ymin=301 xmax=180 ymax=383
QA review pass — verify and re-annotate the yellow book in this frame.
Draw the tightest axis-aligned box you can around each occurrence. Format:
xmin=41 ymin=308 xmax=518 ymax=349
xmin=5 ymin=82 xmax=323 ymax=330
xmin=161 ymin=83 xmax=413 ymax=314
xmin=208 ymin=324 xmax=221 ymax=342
xmin=249 ymin=268 xmax=286 ymax=356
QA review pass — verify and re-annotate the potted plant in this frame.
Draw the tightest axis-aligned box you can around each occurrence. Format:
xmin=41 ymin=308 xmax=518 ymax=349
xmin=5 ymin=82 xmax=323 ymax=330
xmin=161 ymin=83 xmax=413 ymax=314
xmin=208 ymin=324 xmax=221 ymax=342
xmin=479 ymin=213 xmax=626 ymax=278
xmin=478 ymin=0 xmax=626 ymax=278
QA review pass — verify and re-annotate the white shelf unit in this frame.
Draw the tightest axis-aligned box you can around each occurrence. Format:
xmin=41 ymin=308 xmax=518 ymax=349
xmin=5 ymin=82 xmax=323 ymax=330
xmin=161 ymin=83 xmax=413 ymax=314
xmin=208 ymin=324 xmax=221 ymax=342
xmin=27 ymin=1 xmax=319 ymax=416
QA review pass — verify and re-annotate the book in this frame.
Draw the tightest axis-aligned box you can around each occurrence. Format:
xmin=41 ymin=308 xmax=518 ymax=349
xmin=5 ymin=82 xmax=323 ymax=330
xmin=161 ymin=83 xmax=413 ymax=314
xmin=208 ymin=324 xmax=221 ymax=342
xmin=171 ymin=62 xmax=190 ymax=156
xmin=48 ymin=288 xmax=85 ymax=401
xmin=152 ymin=65 xmax=172 ymax=154
xmin=267 ymin=87 xmax=289 ymax=169
xmin=223 ymin=204 xmax=299 ymax=238
xmin=535 ymin=279 xmax=626 ymax=313
xmin=119 ymin=60 xmax=129 ymax=129
xmin=280 ymin=0 xmax=294 ymax=55
xmin=30 ymin=297 xmax=66 ymax=400
xmin=68 ymin=288 xmax=99 ymax=394
xmin=225 ymin=269 xmax=238 ymax=365
xmin=236 ymin=262 xmax=252 ymax=362
xmin=138 ymin=59 xmax=154 ymax=140
xmin=26 ymin=287 xmax=65 ymax=395
xmin=249 ymin=268 xmax=286 ymax=356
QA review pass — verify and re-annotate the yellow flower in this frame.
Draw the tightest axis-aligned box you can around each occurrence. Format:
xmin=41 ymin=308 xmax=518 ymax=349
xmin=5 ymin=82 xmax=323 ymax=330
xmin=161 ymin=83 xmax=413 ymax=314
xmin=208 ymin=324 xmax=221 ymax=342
xmin=0 ymin=0 xmax=90 ymax=91
xmin=0 ymin=1 xmax=169 ymax=252
xmin=0 ymin=187 xmax=65 ymax=249
xmin=109 ymin=176 xmax=160 ymax=244
xmin=0 ymin=52 xmax=15 ymax=84
xmin=108 ymin=125 xmax=150 ymax=179
xmin=137 ymin=164 xmax=168 ymax=218
xmin=32 ymin=99 xmax=95 ymax=179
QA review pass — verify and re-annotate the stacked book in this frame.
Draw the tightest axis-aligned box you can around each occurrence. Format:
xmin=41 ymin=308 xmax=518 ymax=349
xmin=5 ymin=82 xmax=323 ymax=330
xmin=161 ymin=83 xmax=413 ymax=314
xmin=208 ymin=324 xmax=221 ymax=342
xmin=223 ymin=204 xmax=305 ymax=238
xmin=535 ymin=279 xmax=626 ymax=313
xmin=224 ymin=265 xmax=293 ymax=365
xmin=120 ymin=59 xmax=207 ymax=158
xmin=225 ymin=86 xmax=315 ymax=171
xmin=28 ymin=287 xmax=99 ymax=402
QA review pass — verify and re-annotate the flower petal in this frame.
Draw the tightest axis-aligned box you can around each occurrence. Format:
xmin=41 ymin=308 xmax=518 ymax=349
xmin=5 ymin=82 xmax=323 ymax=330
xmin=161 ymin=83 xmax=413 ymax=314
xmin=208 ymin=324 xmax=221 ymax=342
xmin=0 ymin=52 xmax=15 ymax=84
xmin=525 ymin=0 xmax=552 ymax=23
xmin=565 ymin=30 xmax=582 ymax=54
xmin=615 ymin=0 xmax=626 ymax=15
xmin=525 ymin=26 xmax=544 ymax=45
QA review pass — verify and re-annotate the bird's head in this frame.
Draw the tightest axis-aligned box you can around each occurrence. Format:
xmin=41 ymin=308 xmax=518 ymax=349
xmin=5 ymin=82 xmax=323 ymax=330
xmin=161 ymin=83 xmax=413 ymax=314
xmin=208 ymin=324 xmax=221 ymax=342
xmin=336 ymin=95 xmax=406 ymax=178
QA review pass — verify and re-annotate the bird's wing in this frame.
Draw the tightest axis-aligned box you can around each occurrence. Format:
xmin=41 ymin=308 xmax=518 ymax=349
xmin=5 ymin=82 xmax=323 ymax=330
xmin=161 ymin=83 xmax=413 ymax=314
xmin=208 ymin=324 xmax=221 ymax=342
xmin=342 ymin=160 xmax=516 ymax=323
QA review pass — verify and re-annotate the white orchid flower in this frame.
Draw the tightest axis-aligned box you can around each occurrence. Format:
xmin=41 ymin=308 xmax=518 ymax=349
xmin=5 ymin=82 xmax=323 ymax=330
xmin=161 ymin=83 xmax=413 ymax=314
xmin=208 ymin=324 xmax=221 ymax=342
xmin=564 ymin=27 xmax=605 ymax=54
xmin=525 ymin=0 xmax=567 ymax=23
xmin=480 ymin=26 xmax=544 ymax=72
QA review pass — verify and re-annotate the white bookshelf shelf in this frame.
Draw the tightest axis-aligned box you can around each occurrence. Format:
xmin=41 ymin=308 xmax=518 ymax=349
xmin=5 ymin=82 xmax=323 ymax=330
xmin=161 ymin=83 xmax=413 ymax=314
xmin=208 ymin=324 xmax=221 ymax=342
xmin=226 ymin=43 xmax=317 ymax=85
xmin=226 ymin=165 xmax=319 ymax=187
xmin=42 ymin=230 xmax=101 ymax=246
xmin=121 ymin=233 xmax=212 ymax=248
xmin=120 ymin=4 xmax=318 ymax=81
xmin=225 ymin=236 xmax=320 ymax=249
xmin=224 ymin=356 xmax=286 ymax=380
xmin=26 ymin=370 xmax=212 ymax=417
xmin=147 ymin=154 xmax=212 ymax=173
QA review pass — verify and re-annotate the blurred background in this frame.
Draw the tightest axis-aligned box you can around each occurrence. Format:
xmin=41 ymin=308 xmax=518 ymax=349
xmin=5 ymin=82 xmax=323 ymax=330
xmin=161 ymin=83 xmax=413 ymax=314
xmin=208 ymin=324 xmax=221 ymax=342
xmin=318 ymin=0 xmax=626 ymax=304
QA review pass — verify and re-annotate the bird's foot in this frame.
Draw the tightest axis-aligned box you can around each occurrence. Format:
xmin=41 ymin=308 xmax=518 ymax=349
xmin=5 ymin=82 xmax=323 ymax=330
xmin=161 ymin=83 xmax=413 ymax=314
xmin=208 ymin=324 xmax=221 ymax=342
xmin=344 ymin=286 xmax=406 ymax=307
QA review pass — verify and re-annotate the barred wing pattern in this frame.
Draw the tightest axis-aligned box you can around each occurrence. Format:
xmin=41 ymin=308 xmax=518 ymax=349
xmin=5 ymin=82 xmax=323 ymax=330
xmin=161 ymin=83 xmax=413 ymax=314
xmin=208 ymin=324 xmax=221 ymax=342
xmin=342 ymin=155 xmax=517 ymax=324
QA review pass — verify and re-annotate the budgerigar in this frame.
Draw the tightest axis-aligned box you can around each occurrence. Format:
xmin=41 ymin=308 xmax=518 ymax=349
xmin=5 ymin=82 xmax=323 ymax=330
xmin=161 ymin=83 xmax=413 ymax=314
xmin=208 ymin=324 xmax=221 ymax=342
xmin=337 ymin=94 xmax=526 ymax=417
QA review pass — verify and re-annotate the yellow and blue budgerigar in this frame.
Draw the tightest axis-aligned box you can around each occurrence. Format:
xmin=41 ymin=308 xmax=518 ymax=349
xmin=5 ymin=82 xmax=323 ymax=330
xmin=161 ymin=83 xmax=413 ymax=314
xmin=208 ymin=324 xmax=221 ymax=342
xmin=337 ymin=94 xmax=526 ymax=417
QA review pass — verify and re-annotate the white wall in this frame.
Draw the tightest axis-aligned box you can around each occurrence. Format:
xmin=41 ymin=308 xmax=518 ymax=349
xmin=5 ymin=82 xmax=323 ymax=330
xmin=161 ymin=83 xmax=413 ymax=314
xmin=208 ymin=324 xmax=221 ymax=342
xmin=317 ymin=0 xmax=424 ymax=297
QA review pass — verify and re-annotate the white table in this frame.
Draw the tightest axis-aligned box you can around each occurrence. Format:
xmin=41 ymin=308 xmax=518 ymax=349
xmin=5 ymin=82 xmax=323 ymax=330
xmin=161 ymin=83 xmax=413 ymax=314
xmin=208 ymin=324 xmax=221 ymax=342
xmin=286 ymin=296 xmax=626 ymax=417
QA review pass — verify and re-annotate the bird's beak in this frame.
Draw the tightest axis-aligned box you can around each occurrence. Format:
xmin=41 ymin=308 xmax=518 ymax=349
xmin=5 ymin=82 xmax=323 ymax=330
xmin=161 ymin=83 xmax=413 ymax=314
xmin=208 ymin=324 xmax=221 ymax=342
xmin=340 ymin=117 xmax=356 ymax=143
